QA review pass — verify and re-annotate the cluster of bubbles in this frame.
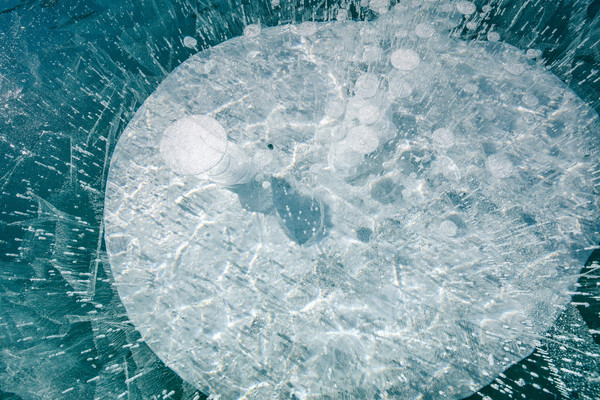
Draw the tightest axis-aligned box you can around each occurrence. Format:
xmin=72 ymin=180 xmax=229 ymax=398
xmin=105 ymin=1 xmax=599 ymax=399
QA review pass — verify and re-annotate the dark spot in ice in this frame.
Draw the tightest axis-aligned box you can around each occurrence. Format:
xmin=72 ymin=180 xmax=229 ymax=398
xmin=0 ymin=3 xmax=27 ymax=14
xmin=446 ymin=191 xmax=471 ymax=210
xmin=521 ymin=212 xmax=536 ymax=225
xmin=370 ymin=178 xmax=403 ymax=204
xmin=230 ymin=180 xmax=274 ymax=214
xmin=267 ymin=143 xmax=274 ymax=150
xmin=356 ymin=227 xmax=372 ymax=243
xmin=391 ymin=111 xmax=417 ymax=137
xmin=546 ymin=119 xmax=564 ymax=138
xmin=482 ymin=141 xmax=497 ymax=155
xmin=588 ymin=0 xmax=600 ymax=20
xmin=575 ymin=246 xmax=600 ymax=345
xmin=454 ymin=63 xmax=476 ymax=77
xmin=475 ymin=77 xmax=497 ymax=97
xmin=271 ymin=177 xmax=330 ymax=245
xmin=52 ymin=11 xmax=98 ymax=29
xmin=397 ymin=150 xmax=432 ymax=175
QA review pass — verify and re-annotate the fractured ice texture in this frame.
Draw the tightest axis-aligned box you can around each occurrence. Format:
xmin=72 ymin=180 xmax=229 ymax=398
xmin=104 ymin=6 xmax=600 ymax=400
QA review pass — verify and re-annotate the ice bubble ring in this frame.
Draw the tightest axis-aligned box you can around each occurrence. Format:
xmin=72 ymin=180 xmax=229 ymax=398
xmin=105 ymin=9 xmax=600 ymax=400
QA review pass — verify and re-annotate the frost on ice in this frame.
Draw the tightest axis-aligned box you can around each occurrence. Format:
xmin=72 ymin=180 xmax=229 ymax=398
xmin=104 ymin=3 xmax=600 ymax=400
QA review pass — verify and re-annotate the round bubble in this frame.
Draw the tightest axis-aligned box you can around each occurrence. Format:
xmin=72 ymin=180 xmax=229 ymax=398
xmin=358 ymin=104 xmax=381 ymax=125
xmin=159 ymin=115 xmax=228 ymax=175
xmin=487 ymin=31 xmax=500 ymax=42
xmin=346 ymin=125 xmax=380 ymax=154
xmin=390 ymin=48 xmax=421 ymax=71
xmin=415 ymin=22 xmax=435 ymax=38
xmin=183 ymin=36 xmax=197 ymax=48
xmin=456 ymin=1 xmax=477 ymax=15
xmin=440 ymin=219 xmax=458 ymax=237
xmin=355 ymin=73 xmax=380 ymax=98
xmin=432 ymin=127 xmax=455 ymax=148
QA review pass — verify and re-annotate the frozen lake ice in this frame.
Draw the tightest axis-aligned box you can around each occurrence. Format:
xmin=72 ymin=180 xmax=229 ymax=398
xmin=1 ymin=0 xmax=600 ymax=399
xmin=104 ymin=4 xmax=600 ymax=399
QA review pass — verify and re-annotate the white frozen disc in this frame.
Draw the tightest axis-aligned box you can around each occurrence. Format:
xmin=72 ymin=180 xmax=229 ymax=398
xmin=105 ymin=7 xmax=600 ymax=400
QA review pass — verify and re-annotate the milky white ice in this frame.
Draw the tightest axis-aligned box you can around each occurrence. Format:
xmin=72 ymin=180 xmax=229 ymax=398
xmin=159 ymin=115 xmax=254 ymax=186
xmin=104 ymin=1 xmax=600 ymax=399
xmin=390 ymin=48 xmax=421 ymax=71
xmin=159 ymin=115 xmax=228 ymax=175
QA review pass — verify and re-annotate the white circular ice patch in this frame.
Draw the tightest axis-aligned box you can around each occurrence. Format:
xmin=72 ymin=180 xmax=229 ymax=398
xmin=354 ymin=73 xmax=380 ymax=98
xmin=526 ymin=48 xmax=543 ymax=59
xmin=362 ymin=45 xmax=383 ymax=62
xmin=358 ymin=104 xmax=381 ymax=125
xmin=369 ymin=0 xmax=390 ymax=12
xmin=463 ymin=82 xmax=479 ymax=94
xmin=487 ymin=31 xmax=500 ymax=42
xmin=346 ymin=125 xmax=380 ymax=154
xmin=432 ymin=127 xmax=455 ymax=148
xmin=415 ymin=22 xmax=435 ymax=38
xmin=159 ymin=115 xmax=228 ymax=175
xmin=522 ymin=93 xmax=540 ymax=107
xmin=440 ymin=219 xmax=458 ymax=237
xmin=183 ymin=36 xmax=197 ymax=48
xmin=438 ymin=155 xmax=461 ymax=181
xmin=456 ymin=1 xmax=477 ymax=15
xmin=105 ymin=14 xmax=600 ymax=400
xmin=390 ymin=48 xmax=421 ymax=71
xmin=505 ymin=62 xmax=526 ymax=75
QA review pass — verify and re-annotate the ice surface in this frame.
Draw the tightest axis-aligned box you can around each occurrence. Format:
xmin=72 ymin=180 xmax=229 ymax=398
xmin=104 ymin=5 xmax=600 ymax=399
xmin=2 ymin=0 xmax=600 ymax=399
xmin=432 ymin=128 xmax=455 ymax=149
xmin=486 ymin=153 xmax=513 ymax=179
xmin=243 ymin=24 xmax=261 ymax=38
